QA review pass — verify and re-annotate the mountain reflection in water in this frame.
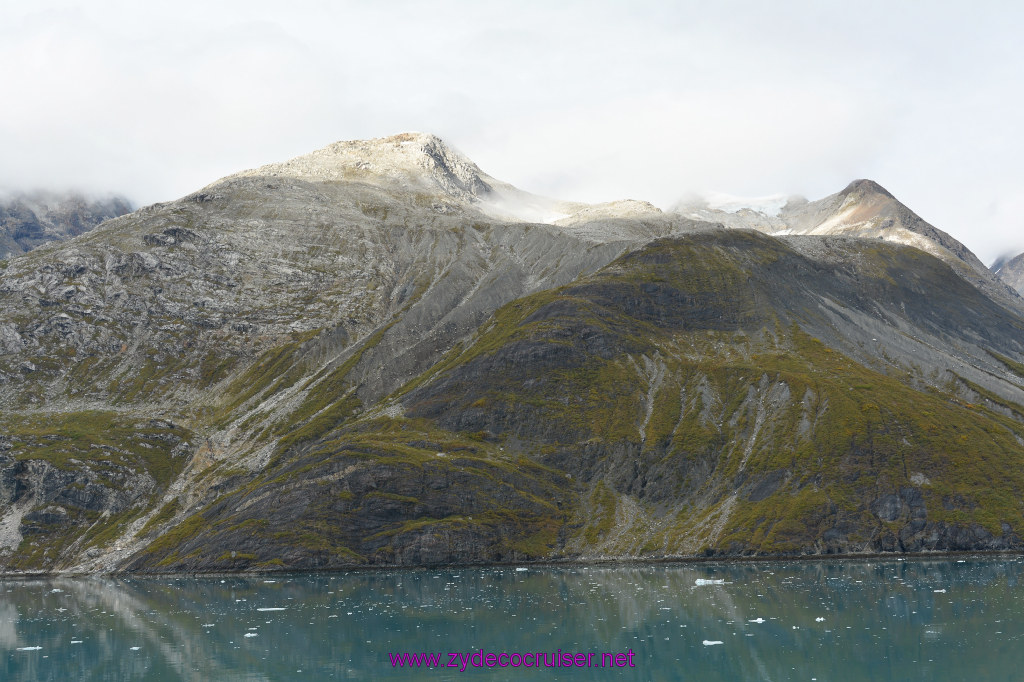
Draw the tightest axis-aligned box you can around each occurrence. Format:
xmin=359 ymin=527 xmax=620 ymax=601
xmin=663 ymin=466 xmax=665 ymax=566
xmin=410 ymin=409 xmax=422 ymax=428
xmin=2 ymin=557 xmax=1022 ymax=680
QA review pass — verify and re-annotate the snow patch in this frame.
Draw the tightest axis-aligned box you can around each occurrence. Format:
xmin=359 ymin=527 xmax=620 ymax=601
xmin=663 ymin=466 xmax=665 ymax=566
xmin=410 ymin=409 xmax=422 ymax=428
xmin=702 ymin=191 xmax=790 ymax=217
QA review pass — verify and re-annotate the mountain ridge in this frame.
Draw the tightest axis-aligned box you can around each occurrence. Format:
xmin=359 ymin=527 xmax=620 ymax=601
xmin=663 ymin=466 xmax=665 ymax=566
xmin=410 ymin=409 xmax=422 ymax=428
xmin=1 ymin=133 xmax=1023 ymax=574
xmin=674 ymin=179 xmax=1022 ymax=315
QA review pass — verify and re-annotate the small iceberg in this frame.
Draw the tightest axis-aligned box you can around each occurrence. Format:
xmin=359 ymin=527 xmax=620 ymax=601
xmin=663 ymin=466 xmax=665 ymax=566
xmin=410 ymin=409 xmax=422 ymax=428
xmin=256 ymin=607 xmax=287 ymax=611
xmin=702 ymin=640 xmax=724 ymax=646
xmin=694 ymin=578 xmax=725 ymax=586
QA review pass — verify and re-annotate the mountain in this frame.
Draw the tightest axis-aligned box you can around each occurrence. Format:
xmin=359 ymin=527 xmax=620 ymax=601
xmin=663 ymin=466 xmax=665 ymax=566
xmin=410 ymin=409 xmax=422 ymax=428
xmin=2 ymin=134 xmax=1024 ymax=574
xmin=675 ymin=180 xmax=1023 ymax=314
xmin=0 ymin=191 xmax=132 ymax=259
xmin=994 ymin=251 xmax=1024 ymax=296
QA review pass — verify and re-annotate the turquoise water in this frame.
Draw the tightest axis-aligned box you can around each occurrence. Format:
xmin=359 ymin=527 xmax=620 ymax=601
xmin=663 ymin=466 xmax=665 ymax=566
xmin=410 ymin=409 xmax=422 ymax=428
xmin=2 ymin=557 xmax=1023 ymax=680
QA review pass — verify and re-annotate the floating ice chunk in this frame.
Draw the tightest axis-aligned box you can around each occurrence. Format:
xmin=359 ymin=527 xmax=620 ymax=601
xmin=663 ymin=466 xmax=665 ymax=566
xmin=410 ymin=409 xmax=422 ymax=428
xmin=702 ymin=640 xmax=724 ymax=646
xmin=17 ymin=646 xmax=42 ymax=651
xmin=749 ymin=618 xmax=765 ymax=624
xmin=256 ymin=607 xmax=287 ymax=611
xmin=244 ymin=633 xmax=258 ymax=638
xmin=695 ymin=579 xmax=725 ymax=585
xmin=815 ymin=617 xmax=826 ymax=622
xmin=934 ymin=589 xmax=946 ymax=593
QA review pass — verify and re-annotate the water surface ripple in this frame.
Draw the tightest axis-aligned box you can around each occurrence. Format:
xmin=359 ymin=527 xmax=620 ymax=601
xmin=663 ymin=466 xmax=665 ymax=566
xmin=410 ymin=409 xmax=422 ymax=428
xmin=2 ymin=557 xmax=1023 ymax=680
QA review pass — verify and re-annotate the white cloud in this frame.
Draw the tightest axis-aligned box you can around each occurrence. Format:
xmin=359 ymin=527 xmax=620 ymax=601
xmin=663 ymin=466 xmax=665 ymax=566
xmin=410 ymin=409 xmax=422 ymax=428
xmin=1 ymin=0 xmax=1022 ymax=262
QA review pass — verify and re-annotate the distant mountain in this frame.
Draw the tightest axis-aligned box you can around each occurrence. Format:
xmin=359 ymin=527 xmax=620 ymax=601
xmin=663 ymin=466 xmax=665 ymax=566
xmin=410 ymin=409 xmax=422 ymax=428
xmin=2 ymin=134 xmax=1023 ymax=575
xmin=675 ymin=180 xmax=1022 ymax=313
xmin=0 ymin=191 xmax=132 ymax=259
xmin=993 ymin=251 xmax=1024 ymax=296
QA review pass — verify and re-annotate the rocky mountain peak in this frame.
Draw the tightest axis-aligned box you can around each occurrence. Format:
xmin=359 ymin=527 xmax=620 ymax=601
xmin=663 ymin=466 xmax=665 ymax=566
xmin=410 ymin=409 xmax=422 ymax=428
xmin=837 ymin=178 xmax=896 ymax=200
xmin=229 ymin=132 xmax=494 ymax=204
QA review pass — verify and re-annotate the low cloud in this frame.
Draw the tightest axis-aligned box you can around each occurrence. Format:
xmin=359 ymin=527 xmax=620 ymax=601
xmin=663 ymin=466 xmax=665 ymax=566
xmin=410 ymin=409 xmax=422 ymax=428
xmin=2 ymin=0 xmax=1022 ymax=263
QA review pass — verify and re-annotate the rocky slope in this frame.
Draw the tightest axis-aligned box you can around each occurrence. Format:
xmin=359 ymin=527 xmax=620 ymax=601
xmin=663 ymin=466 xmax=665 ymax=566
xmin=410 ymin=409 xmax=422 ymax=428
xmin=675 ymin=181 xmax=1023 ymax=314
xmin=994 ymin=251 xmax=1024 ymax=296
xmin=0 ymin=191 xmax=132 ymax=259
xmin=2 ymin=134 xmax=1024 ymax=574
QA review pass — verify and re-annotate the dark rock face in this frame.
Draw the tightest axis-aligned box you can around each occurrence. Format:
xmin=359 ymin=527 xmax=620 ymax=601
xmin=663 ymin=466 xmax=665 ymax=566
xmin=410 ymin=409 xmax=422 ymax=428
xmin=398 ymin=232 xmax=1024 ymax=561
xmin=0 ymin=191 xmax=132 ymax=258
xmin=125 ymin=447 xmax=575 ymax=572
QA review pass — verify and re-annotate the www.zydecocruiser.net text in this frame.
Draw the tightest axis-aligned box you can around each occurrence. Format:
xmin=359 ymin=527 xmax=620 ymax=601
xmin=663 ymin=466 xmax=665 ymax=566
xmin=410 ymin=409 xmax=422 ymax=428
xmin=389 ymin=649 xmax=637 ymax=671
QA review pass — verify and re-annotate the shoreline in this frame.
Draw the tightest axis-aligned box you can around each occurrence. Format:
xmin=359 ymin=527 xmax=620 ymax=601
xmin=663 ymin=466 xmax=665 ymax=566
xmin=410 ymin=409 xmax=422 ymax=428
xmin=3 ymin=548 xmax=1022 ymax=580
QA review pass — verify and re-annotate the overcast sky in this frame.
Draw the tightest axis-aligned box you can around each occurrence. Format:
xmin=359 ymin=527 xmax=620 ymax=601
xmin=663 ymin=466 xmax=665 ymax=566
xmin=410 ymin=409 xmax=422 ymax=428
xmin=2 ymin=0 xmax=1022 ymax=263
